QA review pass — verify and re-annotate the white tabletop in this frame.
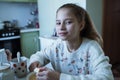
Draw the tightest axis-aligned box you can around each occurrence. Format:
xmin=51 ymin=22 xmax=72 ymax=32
xmin=15 ymin=73 xmax=30 ymax=80
xmin=15 ymin=76 xmax=26 ymax=80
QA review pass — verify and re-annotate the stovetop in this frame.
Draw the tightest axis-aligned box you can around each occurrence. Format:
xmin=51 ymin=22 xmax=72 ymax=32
xmin=0 ymin=28 xmax=20 ymax=38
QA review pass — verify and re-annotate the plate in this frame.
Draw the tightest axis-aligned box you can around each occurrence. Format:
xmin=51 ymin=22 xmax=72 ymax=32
xmin=0 ymin=63 xmax=10 ymax=71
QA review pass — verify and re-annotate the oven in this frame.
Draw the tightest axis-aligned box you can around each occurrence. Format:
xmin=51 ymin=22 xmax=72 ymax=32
xmin=0 ymin=28 xmax=21 ymax=58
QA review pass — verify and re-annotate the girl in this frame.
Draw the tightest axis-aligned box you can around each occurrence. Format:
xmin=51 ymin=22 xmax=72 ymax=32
xmin=29 ymin=3 xmax=114 ymax=80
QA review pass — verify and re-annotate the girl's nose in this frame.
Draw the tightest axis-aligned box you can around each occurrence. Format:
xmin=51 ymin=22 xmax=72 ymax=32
xmin=60 ymin=23 xmax=66 ymax=30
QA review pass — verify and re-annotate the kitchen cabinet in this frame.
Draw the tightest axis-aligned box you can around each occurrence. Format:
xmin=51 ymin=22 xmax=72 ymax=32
xmin=20 ymin=30 xmax=40 ymax=58
xmin=0 ymin=0 xmax=37 ymax=3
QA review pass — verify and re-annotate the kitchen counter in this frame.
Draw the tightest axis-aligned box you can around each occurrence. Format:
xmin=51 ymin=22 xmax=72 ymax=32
xmin=20 ymin=28 xmax=40 ymax=33
xmin=39 ymin=36 xmax=58 ymax=50
xmin=40 ymin=35 xmax=58 ymax=40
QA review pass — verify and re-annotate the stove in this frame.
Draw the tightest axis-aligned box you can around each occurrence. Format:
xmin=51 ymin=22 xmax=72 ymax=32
xmin=0 ymin=28 xmax=21 ymax=58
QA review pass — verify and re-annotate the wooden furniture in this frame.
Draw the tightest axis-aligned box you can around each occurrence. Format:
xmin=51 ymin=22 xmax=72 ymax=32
xmin=103 ymin=0 xmax=120 ymax=78
xmin=103 ymin=0 xmax=120 ymax=67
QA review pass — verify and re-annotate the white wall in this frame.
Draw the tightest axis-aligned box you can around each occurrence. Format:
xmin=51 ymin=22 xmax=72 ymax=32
xmin=38 ymin=0 xmax=86 ymax=36
xmin=86 ymin=0 xmax=103 ymax=35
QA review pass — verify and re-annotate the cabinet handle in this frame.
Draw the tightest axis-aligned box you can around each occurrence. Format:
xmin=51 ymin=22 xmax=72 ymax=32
xmin=34 ymin=37 xmax=37 ymax=42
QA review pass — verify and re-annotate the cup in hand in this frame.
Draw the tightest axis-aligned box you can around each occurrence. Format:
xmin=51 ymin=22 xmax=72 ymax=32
xmin=10 ymin=57 xmax=27 ymax=78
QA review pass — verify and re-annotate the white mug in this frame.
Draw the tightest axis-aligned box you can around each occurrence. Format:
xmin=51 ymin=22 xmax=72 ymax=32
xmin=10 ymin=57 xmax=27 ymax=78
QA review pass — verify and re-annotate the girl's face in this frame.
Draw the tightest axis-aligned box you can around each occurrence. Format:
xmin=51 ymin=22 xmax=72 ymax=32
xmin=56 ymin=8 xmax=83 ymax=41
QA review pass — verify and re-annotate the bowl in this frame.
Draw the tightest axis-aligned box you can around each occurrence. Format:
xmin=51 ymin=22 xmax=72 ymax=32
xmin=27 ymin=72 xmax=36 ymax=80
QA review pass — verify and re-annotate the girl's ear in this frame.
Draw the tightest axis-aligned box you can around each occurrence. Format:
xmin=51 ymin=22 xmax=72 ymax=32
xmin=80 ymin=21 xmax=85 ymax=31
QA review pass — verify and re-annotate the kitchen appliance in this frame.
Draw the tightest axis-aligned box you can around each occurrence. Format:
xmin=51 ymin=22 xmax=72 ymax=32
xmin=3 ymin=21 xmax=12 ymax=28
xmin=0 ymin=28 xmax=21 ymax=58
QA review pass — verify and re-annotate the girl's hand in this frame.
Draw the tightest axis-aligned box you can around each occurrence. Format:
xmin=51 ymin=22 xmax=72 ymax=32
xmin=5 ymin=49 xmax=12 ymax=61
xmin=36 ymin=67 xmax=60 ymax=80
xmin=29 ymin=61 xmax=41 ymax=72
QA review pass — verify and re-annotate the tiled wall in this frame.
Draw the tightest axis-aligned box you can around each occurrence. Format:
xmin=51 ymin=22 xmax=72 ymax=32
xmin=0 ymin=2 xmax=37 ymax=28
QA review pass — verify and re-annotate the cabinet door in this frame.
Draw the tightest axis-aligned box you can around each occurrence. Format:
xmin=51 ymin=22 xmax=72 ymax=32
xmin=0 ymin=0 xmax=12 ymax=1
xmin=29 ymin=0 xmax=37 ymax=2
xmin=103 ymin=0 xmax=120 ymax=65
xmin=21 ymin=31 xmax=40 ymax=58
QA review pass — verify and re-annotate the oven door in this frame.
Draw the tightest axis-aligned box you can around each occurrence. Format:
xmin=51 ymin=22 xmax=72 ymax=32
xmin=0 ymin=36 xmax=21 ymax=58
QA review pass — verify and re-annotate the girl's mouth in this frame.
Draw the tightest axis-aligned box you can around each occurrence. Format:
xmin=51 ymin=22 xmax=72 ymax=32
xmin=59 ymin=32 xmax=68 ymax=36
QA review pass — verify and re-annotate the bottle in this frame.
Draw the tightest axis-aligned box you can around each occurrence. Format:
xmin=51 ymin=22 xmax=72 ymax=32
xmin=35 ymin=21 xmax=39 ymax=28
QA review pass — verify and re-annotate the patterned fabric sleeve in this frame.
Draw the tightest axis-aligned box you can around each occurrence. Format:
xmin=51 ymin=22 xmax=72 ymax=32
xmin=29 ymin=39 xmax=60 ymax=67
xmin=29 ymin=50 xmax=48 ymax=66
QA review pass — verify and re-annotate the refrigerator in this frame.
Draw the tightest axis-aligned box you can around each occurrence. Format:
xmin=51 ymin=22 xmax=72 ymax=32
xmin=37 ymin=0 xmax=86 ymax=36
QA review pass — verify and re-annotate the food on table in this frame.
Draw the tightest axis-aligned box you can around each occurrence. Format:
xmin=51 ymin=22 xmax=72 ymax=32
xmin=34 ymin=68 xmax=40 ymax=73
xmin=28 ymin=72 xmax=36 ymax=80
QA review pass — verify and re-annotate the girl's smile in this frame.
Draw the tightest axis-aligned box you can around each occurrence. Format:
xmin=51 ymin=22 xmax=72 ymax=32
xmin=58 ymin=31 xmax=68 ymax=36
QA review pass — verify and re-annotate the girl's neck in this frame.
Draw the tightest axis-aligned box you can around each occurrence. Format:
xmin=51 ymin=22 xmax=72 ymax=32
xmin=66 ymin=37 xmax=82 ymax=53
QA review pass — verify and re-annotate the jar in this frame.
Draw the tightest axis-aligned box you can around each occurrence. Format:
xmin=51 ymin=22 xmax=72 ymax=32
xmin=0 ymin=21 xmax=4 ymax=30
xmin=0 ymin=63 xmax=15 ymax=80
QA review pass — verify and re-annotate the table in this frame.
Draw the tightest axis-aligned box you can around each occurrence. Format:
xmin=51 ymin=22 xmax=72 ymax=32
xmin=15 ymin=76 xmax=26 ymax=80
xmin=15 ymin=73 xmax=30 ymax=80
xmin=16 ymin=57 xmax=53 ymax=80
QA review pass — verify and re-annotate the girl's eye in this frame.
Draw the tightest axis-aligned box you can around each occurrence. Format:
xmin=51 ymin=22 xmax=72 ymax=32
xmin=56 ymin=22 xmax=61 ymax=25
xmin=65 ymin=21 xmax=72 ymax=25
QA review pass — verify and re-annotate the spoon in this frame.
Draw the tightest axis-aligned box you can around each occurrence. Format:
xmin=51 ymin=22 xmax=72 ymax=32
xmin=17 ymin=52 xmax=21 ymax=63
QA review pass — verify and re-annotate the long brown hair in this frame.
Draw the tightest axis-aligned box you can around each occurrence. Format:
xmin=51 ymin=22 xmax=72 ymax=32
xmin=56 ymin=3 xmax=103 ymax=47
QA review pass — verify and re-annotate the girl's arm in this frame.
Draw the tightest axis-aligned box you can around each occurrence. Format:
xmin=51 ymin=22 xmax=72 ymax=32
xmin=29 ymin=45 xmax=53 ymax=71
